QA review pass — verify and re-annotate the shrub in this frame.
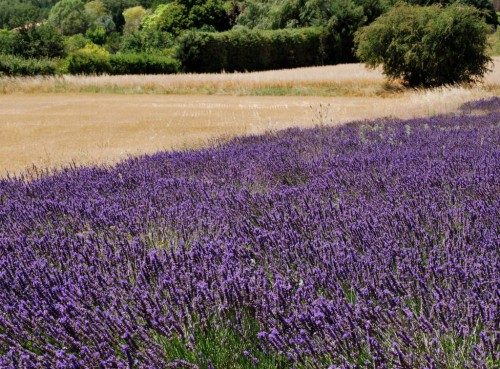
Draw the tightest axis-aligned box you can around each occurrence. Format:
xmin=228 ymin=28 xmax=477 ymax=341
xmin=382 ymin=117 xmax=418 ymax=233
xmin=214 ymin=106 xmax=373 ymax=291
xmin=177 ymin=27 xmax=325 ymax=73
xmin=0 ymin=55 xmax=57 ymax=76
xmin=64 ymin=52 xmax=180 ymax=75
xmin=108 ymin=53 xmax=180 ymax=74
xmin=459 ymin=96 xmax=500 ymax=113
xmin=64 ymin=34 xmax=91 ymax=54
xmin=78 ymin=43 xmax=110 ymax=57
xmin=354 ymin=3 xmax=492 ymax=87
xmin=65 ymin=50 xmax=111 ymax=74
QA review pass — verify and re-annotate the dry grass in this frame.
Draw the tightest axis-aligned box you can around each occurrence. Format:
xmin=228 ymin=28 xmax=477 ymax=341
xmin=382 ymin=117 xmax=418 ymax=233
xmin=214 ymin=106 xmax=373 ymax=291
xmin=489 ymin=31 xmax=500 ymax=56
xmin=2 ymin=58 xmax=500 ymax=96
xmin=0 ymin=63 xmax=394 ymax=96
xmin=2 ymin=57 xmax=499 ymax=97
xmin=1 ymin=59 xmax=499 ymax=176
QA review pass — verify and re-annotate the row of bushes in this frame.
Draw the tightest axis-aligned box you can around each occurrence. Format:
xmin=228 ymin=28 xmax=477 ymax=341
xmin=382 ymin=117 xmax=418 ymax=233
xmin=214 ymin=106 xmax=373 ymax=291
xmin=65 ymin=52 xmax=180 ymax=75
xmin=177 ymin=27 xmax=329 ymax=73
xmin=0 ymin=53 xmax=180 ymax=76
xmin=0 ymin=55 xmax=57 ymax=76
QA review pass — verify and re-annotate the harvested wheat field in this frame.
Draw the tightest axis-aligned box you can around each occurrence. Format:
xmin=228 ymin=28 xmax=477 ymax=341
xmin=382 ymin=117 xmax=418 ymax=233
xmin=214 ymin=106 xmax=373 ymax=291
xmin=1 ymin=59 xmax=500 ymax=175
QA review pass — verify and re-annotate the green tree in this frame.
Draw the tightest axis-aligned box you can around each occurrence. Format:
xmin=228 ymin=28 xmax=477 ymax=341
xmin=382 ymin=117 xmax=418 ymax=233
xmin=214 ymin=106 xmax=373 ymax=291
xmin=123 ymin=6 xmax=147 ymax=33
xmin=48 ymin=0 xmax=89 ymax=35
xmin=141 ymin=2 xmax=188 ymax=35
xmin=94 ymin=14 xmax=116 ymax=33
xmin=187 ymin=0 xmax=231 ymax=31
xmin=101 ymin=0 xmax=141 ymax=31
xmin=403 ymin=0 xmax=498 ymax=26
xmin=141 ymin=0 xmax=230 ymax=36
xmin=233 ymin=0 xmax=386 ymax=62
xmin=353 ymin=0 xmax=387 ymax=23
xmin=11 ymin=24 xmax=65 ymax=58
xmin=322 ymin=0 xmax=366 ymax=63
xmin=235 ymin=0 xmax=386 ymax=29
xmin=233 ymin=0 xmax=272 ymax=28
xmin=355 ymin=3 xmax=492 ymax=87
xmin=85 ymin=0 xmax=106 ymax=21
xmin=235 ymin=0 xmax=325 ymax=29
xmin=85 ymin=0 xmax=116 ymax=33
xmin=0 ymin=0 xmax=58 ymax=29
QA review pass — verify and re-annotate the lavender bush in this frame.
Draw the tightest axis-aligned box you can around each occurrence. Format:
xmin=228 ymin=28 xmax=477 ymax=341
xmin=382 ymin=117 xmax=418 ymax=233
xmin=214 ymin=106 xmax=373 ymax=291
xmin=460 ymin=96 xmax=500 ymax=113
xmin=0 ymin=107 xmax=499 ymax=368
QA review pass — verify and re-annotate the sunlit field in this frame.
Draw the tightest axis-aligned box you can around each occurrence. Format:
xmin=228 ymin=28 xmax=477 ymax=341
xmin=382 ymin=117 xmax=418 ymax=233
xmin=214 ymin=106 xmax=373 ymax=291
xmin=1 ymin=59 xmax=500 ymax=175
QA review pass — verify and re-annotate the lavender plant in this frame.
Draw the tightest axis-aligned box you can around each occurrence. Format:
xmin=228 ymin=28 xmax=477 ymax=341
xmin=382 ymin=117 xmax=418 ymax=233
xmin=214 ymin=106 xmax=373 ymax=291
xmin=0 ymin=105 xmax=499 ymax=368
xmin=459 ymin=96 xmax=500 ymax=114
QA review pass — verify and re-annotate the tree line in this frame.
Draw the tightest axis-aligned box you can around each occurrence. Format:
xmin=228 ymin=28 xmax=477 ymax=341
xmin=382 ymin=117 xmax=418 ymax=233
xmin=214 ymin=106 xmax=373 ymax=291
xmin=0 ymin=0 xmax=498 ymax=86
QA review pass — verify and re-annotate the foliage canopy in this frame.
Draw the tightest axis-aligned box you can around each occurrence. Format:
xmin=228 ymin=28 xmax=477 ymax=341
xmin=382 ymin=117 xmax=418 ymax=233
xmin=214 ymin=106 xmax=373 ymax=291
xmin=355 ymin=3 xmax=492 ymax=87
xmin=0 ymin=0 xmax=58 ymax=29
xmin=48 ymin=0 xmax=89 ymax=35
xmin=234 ymin=0 xmax=388 ymax=63
xmin=236 ymin=0 xmax=387 ymax=29
xmin=122 ymin=6 xmax=147 ymax=33
xmin=1 ymin=0 xmax=499 ymax=76
xmin=403 ymin=0 xmax=499 ymax=26
xmin=12 ymin=24 xmax=65 ymax=58
xmin=141 ymin=0 xmax=231 ymax=36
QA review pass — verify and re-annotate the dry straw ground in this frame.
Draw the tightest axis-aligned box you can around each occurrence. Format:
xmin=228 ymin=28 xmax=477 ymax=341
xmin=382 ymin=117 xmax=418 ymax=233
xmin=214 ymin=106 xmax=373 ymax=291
xmin=1 ymin=58 xmax=499 ymax=176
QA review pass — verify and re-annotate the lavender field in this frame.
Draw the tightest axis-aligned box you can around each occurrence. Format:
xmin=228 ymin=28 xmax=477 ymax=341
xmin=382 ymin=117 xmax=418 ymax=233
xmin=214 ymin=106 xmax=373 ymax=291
xmin=1 ymin=98 xmax=499 ymax=369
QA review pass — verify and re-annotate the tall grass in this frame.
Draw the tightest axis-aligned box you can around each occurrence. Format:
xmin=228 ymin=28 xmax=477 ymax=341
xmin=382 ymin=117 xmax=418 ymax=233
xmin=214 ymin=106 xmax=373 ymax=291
xmin=1 ymin=58 xmax=499 ymax=96
xmin=0 ymin=63 xmax=390 ymax=96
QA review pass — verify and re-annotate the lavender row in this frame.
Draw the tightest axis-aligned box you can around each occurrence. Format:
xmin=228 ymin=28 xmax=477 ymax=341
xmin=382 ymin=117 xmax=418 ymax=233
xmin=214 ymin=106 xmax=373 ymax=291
xmin=0 ymin=109 xmax=499 ymax=368
xmin=459 ymin=96 xmax=500 ymax=113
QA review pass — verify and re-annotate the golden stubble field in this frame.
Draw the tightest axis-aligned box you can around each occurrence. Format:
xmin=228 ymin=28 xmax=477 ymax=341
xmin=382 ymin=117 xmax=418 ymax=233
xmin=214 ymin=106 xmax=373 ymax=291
xmin=1 ymin=59 xmax=500 ymax=176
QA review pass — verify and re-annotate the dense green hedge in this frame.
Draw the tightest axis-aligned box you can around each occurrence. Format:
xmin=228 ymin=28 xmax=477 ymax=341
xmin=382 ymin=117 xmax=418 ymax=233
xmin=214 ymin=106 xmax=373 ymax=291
xmin=65 ymin=52 xmax=180 ymax=75
xmin=108 ymin=53 xmax=180 ymax=75
xmin=0 ymin=55 xmax=57 ymax=76
xmin=177 ymin=27 xmax=328 ymax=73
xmin=65 ymin=51 xmax=111 ymax=75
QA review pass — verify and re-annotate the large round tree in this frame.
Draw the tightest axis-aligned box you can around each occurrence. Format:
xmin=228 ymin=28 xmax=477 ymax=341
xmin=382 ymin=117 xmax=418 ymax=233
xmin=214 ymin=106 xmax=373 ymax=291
xmin=354 ymin=3 xmax=492 ymax=87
